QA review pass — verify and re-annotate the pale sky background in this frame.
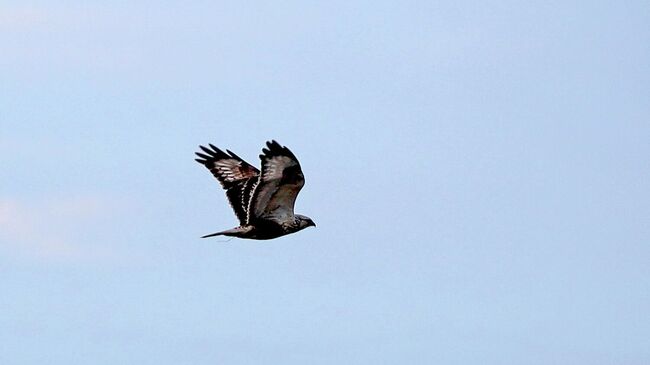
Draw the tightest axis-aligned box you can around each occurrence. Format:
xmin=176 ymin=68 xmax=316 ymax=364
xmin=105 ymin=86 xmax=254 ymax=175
xmin=1 ymin=1 xmax=649 ymax=364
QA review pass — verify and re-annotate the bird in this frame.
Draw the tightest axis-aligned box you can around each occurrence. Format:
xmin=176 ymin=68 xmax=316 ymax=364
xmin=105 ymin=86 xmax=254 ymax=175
xmin=195 ymin=140 xmax=315 ymax=240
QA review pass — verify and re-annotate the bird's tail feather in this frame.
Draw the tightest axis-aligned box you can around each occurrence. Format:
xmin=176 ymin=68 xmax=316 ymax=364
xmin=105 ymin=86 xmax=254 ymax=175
xmin=201 ymin=231 xmax=226 ymax=238
xmin=201 ymin=226 xmax=252 ymax=239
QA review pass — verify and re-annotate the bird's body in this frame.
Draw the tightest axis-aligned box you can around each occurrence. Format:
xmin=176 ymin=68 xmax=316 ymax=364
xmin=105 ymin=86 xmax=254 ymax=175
xmin=195 ymin=140 xmax=315 ymax=240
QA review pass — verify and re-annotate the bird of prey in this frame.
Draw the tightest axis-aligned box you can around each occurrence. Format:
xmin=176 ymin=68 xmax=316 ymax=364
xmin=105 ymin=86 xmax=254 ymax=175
xmin=195 ymin=140 xmax=315 ymax=240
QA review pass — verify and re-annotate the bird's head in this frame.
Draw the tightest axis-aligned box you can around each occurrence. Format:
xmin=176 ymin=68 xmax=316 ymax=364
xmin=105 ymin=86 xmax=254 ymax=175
xmin=295 ymin=214 xmax=316 ymax=230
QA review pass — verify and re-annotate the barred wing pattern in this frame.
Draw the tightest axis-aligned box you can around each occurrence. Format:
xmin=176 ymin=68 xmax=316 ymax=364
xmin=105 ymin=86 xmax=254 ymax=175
xmin=248 ymin=140 xmax=305 ymax=224
xmin=195 ymin=144 xmax=259 ymax=225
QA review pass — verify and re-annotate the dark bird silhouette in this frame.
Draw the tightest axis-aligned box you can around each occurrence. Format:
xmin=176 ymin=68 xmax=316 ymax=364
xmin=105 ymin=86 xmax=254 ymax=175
xmin=195 ymin=140 xmax=315 ymax=239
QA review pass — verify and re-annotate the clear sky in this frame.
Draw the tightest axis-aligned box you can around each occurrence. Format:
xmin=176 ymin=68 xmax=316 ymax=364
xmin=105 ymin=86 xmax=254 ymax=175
xmin=1 ymin=1 xmax=649 ymax=364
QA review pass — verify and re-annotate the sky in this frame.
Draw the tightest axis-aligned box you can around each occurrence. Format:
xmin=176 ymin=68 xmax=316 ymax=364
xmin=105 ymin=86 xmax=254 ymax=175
xmin=1 ymin=1 xmax=649 ymax=364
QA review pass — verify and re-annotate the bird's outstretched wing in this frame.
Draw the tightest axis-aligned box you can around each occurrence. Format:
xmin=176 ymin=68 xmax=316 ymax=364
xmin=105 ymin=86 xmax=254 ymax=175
xmin=248 ymin=140 xmax=305 ymax=224
xmin=195 ymin=144 xmax=260 ymax=225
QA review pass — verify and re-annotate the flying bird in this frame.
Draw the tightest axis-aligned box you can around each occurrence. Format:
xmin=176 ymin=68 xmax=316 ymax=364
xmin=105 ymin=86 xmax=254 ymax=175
xmin=195 ymin=140 xmax=315 ymax=240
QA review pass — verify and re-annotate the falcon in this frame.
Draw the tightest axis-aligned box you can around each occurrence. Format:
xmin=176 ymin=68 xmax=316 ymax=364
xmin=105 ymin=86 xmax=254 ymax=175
xmin=195 ymin=140 xmax=315 ymax=240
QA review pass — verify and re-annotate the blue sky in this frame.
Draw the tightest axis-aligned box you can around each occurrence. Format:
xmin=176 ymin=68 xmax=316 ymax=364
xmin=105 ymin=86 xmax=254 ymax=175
xmin=1 ymin=1 xmax=649 ymax=364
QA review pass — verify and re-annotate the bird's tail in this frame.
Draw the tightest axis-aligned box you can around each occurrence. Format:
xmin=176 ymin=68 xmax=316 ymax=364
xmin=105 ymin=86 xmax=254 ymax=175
xmin=201 ymin=231 xmax=226 ymax=238
xmin=201 ymin=226 xmax=252 ymax=239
